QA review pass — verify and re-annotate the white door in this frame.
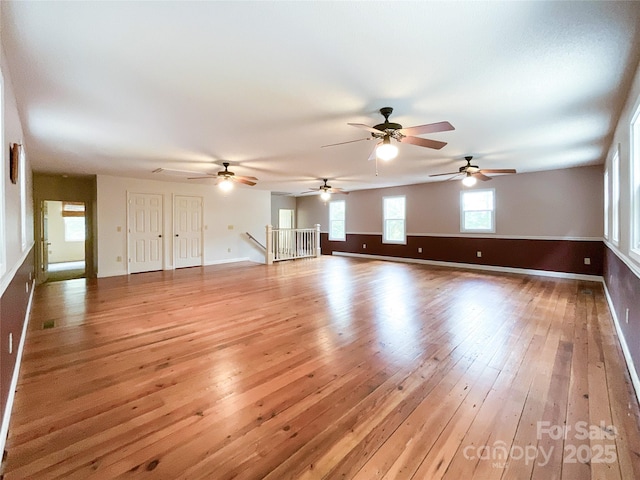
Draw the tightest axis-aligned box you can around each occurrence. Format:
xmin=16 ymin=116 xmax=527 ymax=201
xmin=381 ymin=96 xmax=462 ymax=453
xmin=128 ymin=193 xmax=163 ymax=273
xmin=174 ymin=195 xmax=203 ymax=268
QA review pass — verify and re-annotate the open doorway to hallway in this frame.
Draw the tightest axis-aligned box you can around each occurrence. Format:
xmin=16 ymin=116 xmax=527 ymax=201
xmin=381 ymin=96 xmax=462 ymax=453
xmin=41 ymin=200 xmax=86 ymax=282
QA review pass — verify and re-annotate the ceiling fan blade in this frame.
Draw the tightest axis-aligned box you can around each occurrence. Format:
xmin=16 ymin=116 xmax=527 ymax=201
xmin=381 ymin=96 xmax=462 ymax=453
xmin=187 ymin=176 xmax=216 ymax=180
xmin=348 ymin=123 xmax=384 ymax=135
xmin=399 ymin=135 xmax=447 ymax=150
xmin=234 ymin=177 xmax=256 ymax=186
xmin=238 ymin=175 xmax=258 ymax=181
xmin=474 ymin=173 xmax=492 ymax=181
xmin=398 ymin=121 xmax=455 ymax=136
xmin=328 ymin=188 xmax=349 ymax=194
xmin=321 ymin=137 xmax=370 ymax=148
xmin=478 ymin=169 xmax=517 ymax=174
xmin=430 ymin=172 xmax=461 ymax=179
xmin=367 ymin=141 xmax=380 ymax=161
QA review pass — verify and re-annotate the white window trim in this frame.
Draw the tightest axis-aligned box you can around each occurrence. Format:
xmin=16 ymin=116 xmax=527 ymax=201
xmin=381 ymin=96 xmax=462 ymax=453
xmin=0 ymin=69 xmax=5 ymax=277
xmin=611 ymin=145 xmax=620 ymax=246
xmin=20 ymin=145 xmax=27 ymax=251
xmin=328 ymin=200 xmax=346 ymax=241
xmin=460 ymin=188 xmax=496 ymax=233
xmin=382 ymin=195 xmax=406 ymax=244
xmin=603 ymin=167 xmax=609 ymax=240
xmin=631 ymin=102 xmax=640 ymax=262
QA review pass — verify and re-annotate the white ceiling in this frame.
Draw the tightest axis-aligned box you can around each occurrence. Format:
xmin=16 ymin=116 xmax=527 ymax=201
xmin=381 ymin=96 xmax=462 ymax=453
xmin=2 ymin=1 xmax=639 ymax=195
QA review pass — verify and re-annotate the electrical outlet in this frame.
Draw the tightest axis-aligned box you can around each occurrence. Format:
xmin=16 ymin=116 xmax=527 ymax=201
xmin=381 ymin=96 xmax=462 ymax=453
xmin=584 ymin=257 xmax=591 ymax=265
xmin=418 ymin=247 xmax=423 ymax=253
xmin=626 ymin=308 xmax=630 ymax=324
xmin=228 ymin=225 xmax=234 ymax=230
xmin=227 ymin=248 xmax=232 ymax=253
xmin=362 ymin=244 xmax=367 ymax=249
xmin=477 ymin=251 xmax=482 ymax=258
xmin=117 ymin=226 xmax=122 ymax=232
xmin=117 ymin=256 xmax=122 ymax=262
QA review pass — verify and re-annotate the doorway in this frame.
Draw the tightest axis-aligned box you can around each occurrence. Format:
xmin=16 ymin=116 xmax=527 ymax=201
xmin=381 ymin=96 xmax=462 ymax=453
xmin=40 ymin=200 xmax=87 ymax=282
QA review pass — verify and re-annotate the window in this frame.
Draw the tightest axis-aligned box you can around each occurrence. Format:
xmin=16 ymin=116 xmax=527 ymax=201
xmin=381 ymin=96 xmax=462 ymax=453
xmin=20 ymin=145 xmax=27 ymax=251
xmin=632 ymin=103 xmax=640 ymax=259
xmin=603 ymin=168 xmax=609 ymax=240
xmin=383 ymin=195 xmax=406 ymax=244
xmin=461 ymin=189 xmax=495 ymax=233
xmin=62 ymin=202 xmax=85 ymax=242
xmin=329 ymin=200 xmax=345 ymax=241
xmin=612 ymin=146 xmax=620 ymax=245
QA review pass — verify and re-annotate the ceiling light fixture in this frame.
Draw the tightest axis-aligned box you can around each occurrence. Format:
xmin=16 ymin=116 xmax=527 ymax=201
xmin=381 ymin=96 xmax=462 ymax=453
xmin=462 ymin=173 xmax=477 ymax=187
xmin=320 ymin=190 xmax=331 ymax=201
xmin=219 ymin=178 xmax=233 ymax=192
xmin=376 ymin=136 xmax=398 ymax=161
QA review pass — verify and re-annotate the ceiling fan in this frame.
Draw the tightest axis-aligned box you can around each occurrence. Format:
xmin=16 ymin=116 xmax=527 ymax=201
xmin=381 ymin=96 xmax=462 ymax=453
xmin=301 ymin=179 xmax=349 ymax=201
xmin=187 ymin=162 xmax=258 ymax=191
xmin=430 ymin=156 xmax=517 ymax=186
xmin=323 ymin=107 xmax=455 ymax=161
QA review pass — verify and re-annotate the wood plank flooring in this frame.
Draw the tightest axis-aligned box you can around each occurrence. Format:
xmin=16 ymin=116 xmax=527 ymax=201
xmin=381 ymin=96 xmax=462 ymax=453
xmin=2 ymin=256 xmax=640 ymax=479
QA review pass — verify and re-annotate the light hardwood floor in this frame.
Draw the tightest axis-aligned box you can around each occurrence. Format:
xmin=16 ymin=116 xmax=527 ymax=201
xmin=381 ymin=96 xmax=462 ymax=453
xmin=2 ymin=256 xmax=640 ymax=479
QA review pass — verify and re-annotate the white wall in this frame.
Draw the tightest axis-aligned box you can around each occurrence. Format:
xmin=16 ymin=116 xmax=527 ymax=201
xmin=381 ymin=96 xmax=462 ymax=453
xmin=0 ymin=39 xmax=34 ymax=296
xmin=297 ymin=165 xmax=603 ymax=239
xmin=96 ymin=175 xmax=270 ymax=278
xmin=46 ymin=201 xmax=85 ymax=263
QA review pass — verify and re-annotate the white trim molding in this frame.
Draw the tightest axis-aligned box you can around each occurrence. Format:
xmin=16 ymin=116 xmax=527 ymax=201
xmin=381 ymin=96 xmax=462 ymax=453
xmin=332 ymin=252 xmax=603 ymax=282
xmin=345 ymin=232 xmax=602 ymax=241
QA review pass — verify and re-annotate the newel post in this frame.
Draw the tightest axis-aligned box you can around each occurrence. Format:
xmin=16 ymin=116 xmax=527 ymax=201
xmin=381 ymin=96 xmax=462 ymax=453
xmin=266 ymin=225 xmax=274 ymax=265
xmin=314 ymin=224 xmax=321 ymax=258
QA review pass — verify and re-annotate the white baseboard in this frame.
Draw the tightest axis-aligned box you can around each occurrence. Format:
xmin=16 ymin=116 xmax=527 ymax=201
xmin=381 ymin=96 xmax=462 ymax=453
xmin=602 ymin=282 xmax=640 ymax=406
xmin=204 ymin=257 xmax=250 ymax=266
xmin=0 ymin=279 xmax=35 ymax=461
xmin=331 ymin=252 xmax=603 ymax=282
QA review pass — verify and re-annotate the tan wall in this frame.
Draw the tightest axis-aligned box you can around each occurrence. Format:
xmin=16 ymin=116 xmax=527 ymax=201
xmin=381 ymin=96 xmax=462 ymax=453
xmin=298 ymin=165 xmax=603 ymax=239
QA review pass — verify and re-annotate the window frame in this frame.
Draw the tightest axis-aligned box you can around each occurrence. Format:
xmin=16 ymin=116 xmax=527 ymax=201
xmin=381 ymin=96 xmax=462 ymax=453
xmin=460 ymin=188 xmax=496 ymax=233
xmin=0 ymin=69 xmax=5 ymax=277
xmin=328 ymin=199 xmax=346 ymax=241
xmin=631 ymin=102 xmax=640 ymax=261
xmin=603 ymin=167 xmax=609 ymax=240
xmin=611 ymin=145 xmax=620 ymax=246
xmin=20 ymin=144 xmax=27 ymax=251
xmin=382 ymin=195 xmax=406 ymax=244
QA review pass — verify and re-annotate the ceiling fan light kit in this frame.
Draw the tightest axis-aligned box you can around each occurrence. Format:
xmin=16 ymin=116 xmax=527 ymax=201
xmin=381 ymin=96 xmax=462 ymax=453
xmin=376 ymin=136 xmax=398 ymax=161
xmin=219 ymin=178 xmax=233 ymax=191
xmin=462 ymin=173 xmax=477 ymax=187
